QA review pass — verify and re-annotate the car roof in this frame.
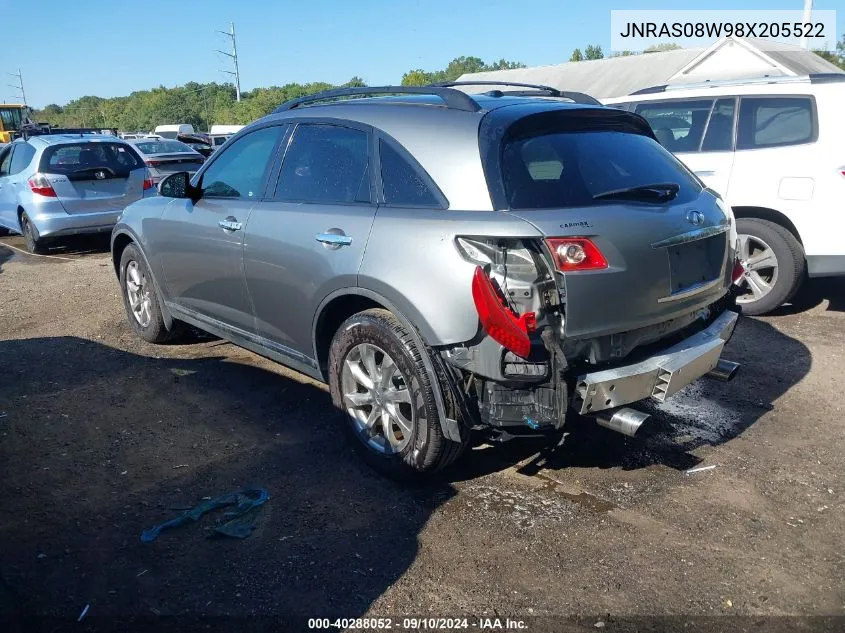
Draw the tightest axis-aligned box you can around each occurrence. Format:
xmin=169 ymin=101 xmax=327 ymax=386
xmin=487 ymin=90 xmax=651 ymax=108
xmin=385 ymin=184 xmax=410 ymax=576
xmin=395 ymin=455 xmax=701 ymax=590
xmin=26 ymin=134 xmax=129 ymax=147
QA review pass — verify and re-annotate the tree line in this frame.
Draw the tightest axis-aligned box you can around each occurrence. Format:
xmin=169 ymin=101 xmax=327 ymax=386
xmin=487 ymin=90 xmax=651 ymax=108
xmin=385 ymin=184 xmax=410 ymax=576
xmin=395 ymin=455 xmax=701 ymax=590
xmin=32 ymin=38 xmax=845 ymax=132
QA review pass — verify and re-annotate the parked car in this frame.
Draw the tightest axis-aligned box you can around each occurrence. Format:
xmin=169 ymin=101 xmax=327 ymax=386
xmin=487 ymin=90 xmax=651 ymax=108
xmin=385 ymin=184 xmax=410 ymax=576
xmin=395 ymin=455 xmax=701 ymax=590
xmin=128 ymin=139 xmax=206 ymax=185
xmin=153 ymin=124 xmax=195 ymax=139
xmin=0 ymin=135 xmax=149 ymax=253
xmin=604 ymin=73 xmax=845 ymax=315
xmin=111 ymin=84 xmax=741 ymax=478
xmin=176 ymin=132 xmax=215 ymax=158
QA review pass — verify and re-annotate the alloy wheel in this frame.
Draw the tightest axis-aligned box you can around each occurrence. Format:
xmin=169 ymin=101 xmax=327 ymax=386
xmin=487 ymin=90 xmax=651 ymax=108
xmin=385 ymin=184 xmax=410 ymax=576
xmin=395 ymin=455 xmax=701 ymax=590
xmin=125 ymin=260 xmax=153 ymax=327
xmin=735 ymin=233 xmax=779 ymax=304
xmin=340 ymin=343 xmax=414 ymax=454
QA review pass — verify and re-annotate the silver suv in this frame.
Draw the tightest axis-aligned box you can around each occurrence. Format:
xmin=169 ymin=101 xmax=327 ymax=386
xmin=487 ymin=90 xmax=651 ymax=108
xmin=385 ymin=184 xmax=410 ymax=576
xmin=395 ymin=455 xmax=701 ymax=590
xmin=111 ymin=83 xmax=742 ymax=478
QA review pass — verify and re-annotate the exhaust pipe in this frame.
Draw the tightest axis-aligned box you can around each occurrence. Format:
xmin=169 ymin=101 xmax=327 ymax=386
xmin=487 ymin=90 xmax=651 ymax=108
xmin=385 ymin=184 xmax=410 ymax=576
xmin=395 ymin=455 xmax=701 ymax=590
xmin=595 ymin=407 xmax=650 ymax=437
xmin=706 ymin=359 xmax=740 ymax=382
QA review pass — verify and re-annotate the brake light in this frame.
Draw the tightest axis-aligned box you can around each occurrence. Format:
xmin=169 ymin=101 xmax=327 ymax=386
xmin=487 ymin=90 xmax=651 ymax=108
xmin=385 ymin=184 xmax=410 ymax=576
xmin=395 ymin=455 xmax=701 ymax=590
xmin=27 ymin=174 xmax=57 ymax=197
xmin=143 ymin=177 xmax=155 ymax=190
xmin=839 ymin=166 xmax=845 ymax=178
xmin=545 ymin=238 xmax=608 ymax=271
xmin=146 ymin=160 xmax=161 ymax=167
xmin=471 ymin=266 xmax=535 ymax=359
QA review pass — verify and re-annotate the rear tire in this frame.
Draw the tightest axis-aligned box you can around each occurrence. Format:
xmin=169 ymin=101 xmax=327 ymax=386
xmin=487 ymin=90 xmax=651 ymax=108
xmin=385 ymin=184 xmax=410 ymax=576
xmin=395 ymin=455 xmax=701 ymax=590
xmin=20 ymin=212 xmax=47 ymax=254
xmin=328 ymin=308 xmax=469 ymax=479
xmin=119 ymin=243 xmax=181 ymax=343
xmin=735 ymin=218 xmax=805 ymax=316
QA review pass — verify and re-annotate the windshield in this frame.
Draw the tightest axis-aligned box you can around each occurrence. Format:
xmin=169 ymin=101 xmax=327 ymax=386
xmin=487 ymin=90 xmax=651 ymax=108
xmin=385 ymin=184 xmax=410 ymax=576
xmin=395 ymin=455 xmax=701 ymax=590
xmin=501 ymin=130 xmax=701 ymax=209
xmin=40 ymin=142 xmax=143 ymax=175
xmin=135 ymin=140 xmax=195 ymax=155
xmin=0 ymin=106 xmax=24 ymax=131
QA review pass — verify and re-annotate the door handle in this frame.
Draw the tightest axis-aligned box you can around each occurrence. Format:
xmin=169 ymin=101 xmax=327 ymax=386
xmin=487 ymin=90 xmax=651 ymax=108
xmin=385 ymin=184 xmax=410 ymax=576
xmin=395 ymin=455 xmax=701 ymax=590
xmin=315 ymin=232 xmax=352 ymax=247
xmin=218 ymin=217 xmax=242 ymax=231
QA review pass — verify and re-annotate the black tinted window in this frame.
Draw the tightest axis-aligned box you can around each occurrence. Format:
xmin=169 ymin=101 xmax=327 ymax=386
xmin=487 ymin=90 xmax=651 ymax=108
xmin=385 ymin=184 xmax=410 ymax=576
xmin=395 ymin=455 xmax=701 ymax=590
xmin=201 ymin=126 xmax=282 ymax=198
xmin=379 ymin=140 xmax=439 ymax=207
xmin=9 ymin=142 xmax=35 ymax=174
xmin=636 ymin=99 xmax=713 ymax=153
xmin=41 ymin=142 xmax=143 ymax=175
xmin=276 ymin=124 xmax=370 ymax=204
xmin=701 ymin=98 xmax=735 ymax=152
xmin=737 ymin=97 xmax=814 ymax=149
xmin=502 ymin=131 xmax=701 ymax=209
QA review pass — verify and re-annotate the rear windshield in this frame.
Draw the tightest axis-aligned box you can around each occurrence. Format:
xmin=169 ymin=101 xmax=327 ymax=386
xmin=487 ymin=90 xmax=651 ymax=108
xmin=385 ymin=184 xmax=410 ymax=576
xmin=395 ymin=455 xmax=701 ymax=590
xmin=501 ymin=130 xmax=701 ymax=209
xmin=135 ymin=140 xmax=195 ymax=155
xmin=41 ymin=142 xmax=143 ymax=176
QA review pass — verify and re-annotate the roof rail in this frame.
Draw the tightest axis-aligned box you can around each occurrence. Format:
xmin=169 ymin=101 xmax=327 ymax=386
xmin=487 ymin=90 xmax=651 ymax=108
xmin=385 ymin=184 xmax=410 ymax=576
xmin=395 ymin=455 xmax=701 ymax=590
xmin=630 ymin=72 xmax=844 ymax=95
xmin=435 ymin=81 xmax=602 ymax=105
xmin=273 ymin=86 xmax=481 ymax=113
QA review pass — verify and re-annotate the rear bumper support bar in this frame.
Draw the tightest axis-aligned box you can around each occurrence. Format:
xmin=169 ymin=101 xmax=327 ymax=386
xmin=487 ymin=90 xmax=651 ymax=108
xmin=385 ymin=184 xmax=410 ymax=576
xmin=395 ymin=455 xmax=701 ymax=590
xmin=572 ymin=310 xmax=739 ymax=415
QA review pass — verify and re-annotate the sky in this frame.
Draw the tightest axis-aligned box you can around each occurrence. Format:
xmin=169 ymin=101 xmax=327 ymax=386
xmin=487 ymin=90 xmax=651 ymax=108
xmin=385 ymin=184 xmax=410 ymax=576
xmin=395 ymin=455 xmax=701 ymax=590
xmin=1 ymin=0 xmax=841 ymax=107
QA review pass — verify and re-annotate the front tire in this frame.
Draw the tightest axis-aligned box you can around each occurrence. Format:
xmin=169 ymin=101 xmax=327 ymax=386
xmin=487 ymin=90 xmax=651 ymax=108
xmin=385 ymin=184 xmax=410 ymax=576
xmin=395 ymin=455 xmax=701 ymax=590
xmin=20 ymin=212 xmax=47 ymax=254
xmin=328 ymin=308 xmax=469 ymax=479
xmin=735 ymin=218 xmax=805 ymax=316
xmin=119 ymin=243 xmax=180 ymax=343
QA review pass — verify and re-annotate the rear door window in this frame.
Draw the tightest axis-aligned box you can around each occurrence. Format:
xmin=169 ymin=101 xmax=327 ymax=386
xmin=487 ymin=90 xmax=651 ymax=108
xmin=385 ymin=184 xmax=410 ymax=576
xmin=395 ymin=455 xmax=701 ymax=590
xmin=737 ymin=97 xmax=815 ymax=149
xmin=41 ymin=142 xmax=143 ymax=178
xmin=8 ymin=142 xmax=35 ymax=175
xmin=0 ymin=146 xmax=13 ymax=176
xmin=700 ymin=98 xmax=736 ymax=152
xmin=502 ymin=130 xmax=701 ymax=209
xmin=379 ymin=140 xmax=440 ymax=207
xmin=635 ymin=99 xmax=714 ymax=152
xmin=199 ymin=126 xmax=283 ymax=199
xmin=275 ymin=124 xmax=370 ymax=204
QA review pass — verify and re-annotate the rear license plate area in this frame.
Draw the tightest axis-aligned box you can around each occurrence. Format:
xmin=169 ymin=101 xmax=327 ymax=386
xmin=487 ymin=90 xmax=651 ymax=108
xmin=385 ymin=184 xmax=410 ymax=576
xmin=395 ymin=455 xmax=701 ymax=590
xmin=668 ymin=235 xmax=725 ymax=294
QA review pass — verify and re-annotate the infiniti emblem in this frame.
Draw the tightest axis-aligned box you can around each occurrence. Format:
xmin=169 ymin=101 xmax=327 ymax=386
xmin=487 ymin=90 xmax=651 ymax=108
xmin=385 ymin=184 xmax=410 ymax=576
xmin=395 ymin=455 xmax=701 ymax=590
xmin=686 ymin=210 xmax=704 ymax=226
xmin=95 ymin=171 xmax=106 ymax=180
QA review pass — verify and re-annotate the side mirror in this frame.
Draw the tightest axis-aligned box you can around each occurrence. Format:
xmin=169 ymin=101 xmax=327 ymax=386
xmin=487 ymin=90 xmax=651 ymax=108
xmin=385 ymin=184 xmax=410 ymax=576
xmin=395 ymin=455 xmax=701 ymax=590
xmin=158 ymin=171 xmax=199 ymax=200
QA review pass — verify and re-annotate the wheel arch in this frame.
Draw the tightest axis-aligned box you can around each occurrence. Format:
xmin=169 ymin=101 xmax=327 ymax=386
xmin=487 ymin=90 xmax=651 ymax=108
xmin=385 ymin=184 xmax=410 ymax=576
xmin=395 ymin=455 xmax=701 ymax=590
xmin=312 ymin=287 xmax=462 ymax=443
xmin=732 ymin=206 xmax=804 ymax=248
xmin=111 ymin=229 xmax=175 ymax=331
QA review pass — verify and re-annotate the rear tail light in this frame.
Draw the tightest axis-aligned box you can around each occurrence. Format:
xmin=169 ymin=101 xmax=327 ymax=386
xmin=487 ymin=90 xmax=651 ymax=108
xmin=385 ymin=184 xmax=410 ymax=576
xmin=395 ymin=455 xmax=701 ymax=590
xmin=143 ymin=177 xmax=155 ymax=190
xmin=545 ymin=237 xmax=608 ymax=271
xmin=839 ymin=166 xmax=845 ymax=178
xmin=471 ymin=266 xmax=535 ymax=359
xmin=146 ymin=160 xmax=161 ymax=167
xmin=731 ymin=259 xmax=745 ymax=284
xmin=27 ymin=173 xmax=57 ymax=198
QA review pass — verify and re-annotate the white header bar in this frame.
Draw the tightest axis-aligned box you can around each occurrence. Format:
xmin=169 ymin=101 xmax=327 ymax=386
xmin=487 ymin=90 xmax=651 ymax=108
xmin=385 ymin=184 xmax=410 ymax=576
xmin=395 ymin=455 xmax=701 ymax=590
xmin=610 ymin=10 xmax=839 ymax=52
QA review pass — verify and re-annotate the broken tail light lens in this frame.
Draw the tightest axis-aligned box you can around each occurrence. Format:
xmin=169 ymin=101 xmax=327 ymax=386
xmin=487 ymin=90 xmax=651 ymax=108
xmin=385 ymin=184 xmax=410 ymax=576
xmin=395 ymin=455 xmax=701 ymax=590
xmin=27 ymin=173 xmax=57 ymax=197
xmin=545 ymin=237 xmax=607 ymax=271
xmin=471 ymin=266 xmax=535 ymax=359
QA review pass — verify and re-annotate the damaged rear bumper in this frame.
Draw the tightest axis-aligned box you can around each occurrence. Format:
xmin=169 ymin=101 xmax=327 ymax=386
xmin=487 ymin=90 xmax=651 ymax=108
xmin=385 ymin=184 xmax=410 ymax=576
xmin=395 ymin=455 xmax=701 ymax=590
xmin=572 ymin=309 xmax=739 ymax=415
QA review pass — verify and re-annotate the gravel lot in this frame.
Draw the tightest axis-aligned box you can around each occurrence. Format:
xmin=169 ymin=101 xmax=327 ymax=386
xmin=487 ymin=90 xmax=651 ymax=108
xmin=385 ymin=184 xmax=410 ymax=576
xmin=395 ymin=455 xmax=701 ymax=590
xmin=1 ymin=235 xmax=843 ymax=631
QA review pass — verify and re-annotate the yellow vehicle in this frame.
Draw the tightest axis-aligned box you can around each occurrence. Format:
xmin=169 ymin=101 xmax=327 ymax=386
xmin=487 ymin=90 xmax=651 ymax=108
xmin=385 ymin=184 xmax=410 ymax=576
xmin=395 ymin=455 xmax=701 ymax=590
xmin=0 ymin=104 xmax=27 ymax=143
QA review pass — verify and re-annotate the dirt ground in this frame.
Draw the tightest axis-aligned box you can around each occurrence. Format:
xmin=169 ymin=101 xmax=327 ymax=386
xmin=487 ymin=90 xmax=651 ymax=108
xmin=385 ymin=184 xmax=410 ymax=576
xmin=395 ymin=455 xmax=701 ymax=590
xmin=0 ymin=234 xmax=843 ymax=632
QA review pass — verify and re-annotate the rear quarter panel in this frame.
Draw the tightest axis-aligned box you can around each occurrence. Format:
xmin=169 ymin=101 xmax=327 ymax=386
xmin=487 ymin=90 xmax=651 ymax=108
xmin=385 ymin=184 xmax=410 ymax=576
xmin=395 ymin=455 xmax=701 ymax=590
xmin=358 ymin=208 xmax=542 ymax=346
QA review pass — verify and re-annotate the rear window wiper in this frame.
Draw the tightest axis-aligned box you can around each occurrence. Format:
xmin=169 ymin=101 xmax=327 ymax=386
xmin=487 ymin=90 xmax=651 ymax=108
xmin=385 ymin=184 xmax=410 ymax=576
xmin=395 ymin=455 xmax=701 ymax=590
xmin=592 ymin=182 xmax=680 ymax=203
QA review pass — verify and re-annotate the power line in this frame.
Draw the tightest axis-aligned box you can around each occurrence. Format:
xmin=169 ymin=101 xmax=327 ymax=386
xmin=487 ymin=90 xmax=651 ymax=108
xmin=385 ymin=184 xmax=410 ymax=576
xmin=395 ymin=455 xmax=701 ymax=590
xmin=7 ymin=68 xmax=26 ymax=104
xmin=216 ymin=22 xmax=241 ymax=102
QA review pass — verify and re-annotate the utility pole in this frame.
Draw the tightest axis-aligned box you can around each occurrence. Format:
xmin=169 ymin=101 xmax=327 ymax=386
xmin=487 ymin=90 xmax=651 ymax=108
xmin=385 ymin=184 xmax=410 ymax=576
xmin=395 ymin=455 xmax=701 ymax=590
xmin=800 ymin=0 xmax=813 ymax=49
xmin=7 ymin=68 xmax=26 ymax=104
xmin=216 ymin=22 xmax=241 ymax=102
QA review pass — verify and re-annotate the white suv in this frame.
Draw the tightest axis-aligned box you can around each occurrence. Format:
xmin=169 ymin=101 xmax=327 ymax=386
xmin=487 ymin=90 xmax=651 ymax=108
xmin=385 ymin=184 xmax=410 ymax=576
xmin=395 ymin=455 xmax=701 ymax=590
xmin=604 ymin=74 xmax=845 ymax=315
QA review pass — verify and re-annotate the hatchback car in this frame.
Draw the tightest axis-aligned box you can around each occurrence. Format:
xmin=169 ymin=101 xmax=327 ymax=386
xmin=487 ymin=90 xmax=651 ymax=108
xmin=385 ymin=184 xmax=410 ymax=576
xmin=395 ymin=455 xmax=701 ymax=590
xmin=112 ymin=83 xmax=742 ymax=478
xmin=128 ymin=138 xmax=206 ymax=185
xmin=0 ymin=135 xmax=148 ymax=253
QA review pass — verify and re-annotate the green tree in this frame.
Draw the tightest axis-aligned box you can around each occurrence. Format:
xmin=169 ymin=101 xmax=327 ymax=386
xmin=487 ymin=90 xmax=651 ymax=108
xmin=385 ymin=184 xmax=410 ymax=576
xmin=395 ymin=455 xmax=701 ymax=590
xmin=584 ymin=44 xmax=604 ymax=60
xmin=812 ymin=33 xmax=845 ymax=70
xmin=611 ymin=50 xmax=637 ymax=57
xmin=569 ymin=48 xmax=584 ymax=62
xmin=400 ymin=56 xmax=525 ymax=86
xmin=644 ymin=43 xmax=683 ymax=53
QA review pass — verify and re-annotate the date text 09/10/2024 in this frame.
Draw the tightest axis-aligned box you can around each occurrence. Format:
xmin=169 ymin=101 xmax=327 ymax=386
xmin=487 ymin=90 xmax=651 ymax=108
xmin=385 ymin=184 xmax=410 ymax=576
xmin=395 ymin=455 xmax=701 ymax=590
xmin=307 ymin=617 xmax=529 ymax=630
